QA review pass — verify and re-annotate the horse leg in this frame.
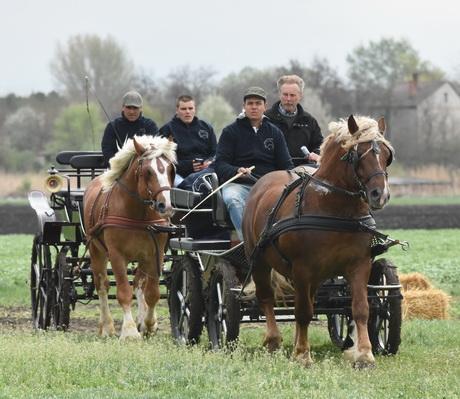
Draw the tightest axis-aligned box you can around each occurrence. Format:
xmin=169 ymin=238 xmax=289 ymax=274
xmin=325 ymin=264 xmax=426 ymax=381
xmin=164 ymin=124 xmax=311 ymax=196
xmin=110 ymin=251 xmax=141 ymax=340
xmin=135 ymin=261 xmax=160 ymax=337
xmin=91 ymin=243 xmax=115 ymax=337
xmin=344 ymin=263 xmax=375 ymax=368
xmin=253 ymin=262 xmax=282 ymax=352
xmin=292 ymin=275 xmax=314 ymax=367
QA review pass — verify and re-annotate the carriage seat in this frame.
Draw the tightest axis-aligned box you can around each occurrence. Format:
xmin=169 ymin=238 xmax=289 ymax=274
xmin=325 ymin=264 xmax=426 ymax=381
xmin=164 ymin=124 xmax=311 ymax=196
xmin=207 ymin=173 xmax=232 ymax=229
xmin=170 ymin=188 xmax=202 ymax=209
xmin=56 ymin=151 xmax=104 ymax=167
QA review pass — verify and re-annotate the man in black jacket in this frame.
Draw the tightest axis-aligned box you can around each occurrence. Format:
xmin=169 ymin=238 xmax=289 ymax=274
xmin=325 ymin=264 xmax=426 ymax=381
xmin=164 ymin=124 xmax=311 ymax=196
xmin=265 ymin=75 xmax=323 ymax=166
xmin=159 ymin=95 xmax=217 ymax=189
xmin=101 ymin=91 xmax=158 ymax=166
xmin=215 ymin=87 xmax=293 ymax=240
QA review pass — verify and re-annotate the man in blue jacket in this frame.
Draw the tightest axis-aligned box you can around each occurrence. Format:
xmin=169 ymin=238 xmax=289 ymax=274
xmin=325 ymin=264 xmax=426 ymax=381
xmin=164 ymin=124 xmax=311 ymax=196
xmin=215 ymin=87 xmax=293 ymax=240
xmin=159 ymin=95 xmax=217 ymax=189
xmin=101 ymin=90 xmax=158 ymax=166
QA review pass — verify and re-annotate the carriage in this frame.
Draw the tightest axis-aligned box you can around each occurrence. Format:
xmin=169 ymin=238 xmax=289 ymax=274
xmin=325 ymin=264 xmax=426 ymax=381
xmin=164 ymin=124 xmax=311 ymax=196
xmin=28 ymin=118 xmax=405 ymax=362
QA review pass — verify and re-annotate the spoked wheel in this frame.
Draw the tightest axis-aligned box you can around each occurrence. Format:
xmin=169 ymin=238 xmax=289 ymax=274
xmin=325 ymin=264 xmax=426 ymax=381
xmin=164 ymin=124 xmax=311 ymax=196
xmin=206 ymin=261 xmax=240 ymax=349
xmin=51 ymin=246 xmax=73 ymax=331
xmin=327 ymin=313 xmax=353 ymax=349
xmin=30 ymin=234 xmax=53 ymax=330
xmin=368 ymin=258 xmax=402 ymax=355
xmin=168 ymin=255 xmax=204 ymax=345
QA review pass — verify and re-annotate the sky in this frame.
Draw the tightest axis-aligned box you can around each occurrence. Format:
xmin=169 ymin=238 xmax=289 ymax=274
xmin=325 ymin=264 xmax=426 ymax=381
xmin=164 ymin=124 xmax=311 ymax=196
xmin=1 ymin=0 xmax=459 ymax=96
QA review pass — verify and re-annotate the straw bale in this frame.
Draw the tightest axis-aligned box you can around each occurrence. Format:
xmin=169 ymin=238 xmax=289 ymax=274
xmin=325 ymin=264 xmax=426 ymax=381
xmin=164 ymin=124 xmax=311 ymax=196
xmin=399 ymin=272 xmax=433 ymax=291
xmin=402 ymin=288 xmax=451 ymax=320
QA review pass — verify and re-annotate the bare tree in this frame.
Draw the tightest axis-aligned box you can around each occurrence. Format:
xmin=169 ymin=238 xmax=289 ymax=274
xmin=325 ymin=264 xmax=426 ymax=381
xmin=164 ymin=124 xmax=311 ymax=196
xmin=50 ymin=34 xmax=135 ymax=115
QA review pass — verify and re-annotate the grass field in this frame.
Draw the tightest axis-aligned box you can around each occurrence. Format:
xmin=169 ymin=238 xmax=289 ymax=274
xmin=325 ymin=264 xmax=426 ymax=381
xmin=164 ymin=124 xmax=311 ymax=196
xmin=0 ymin=231 xmax=459 ymax=398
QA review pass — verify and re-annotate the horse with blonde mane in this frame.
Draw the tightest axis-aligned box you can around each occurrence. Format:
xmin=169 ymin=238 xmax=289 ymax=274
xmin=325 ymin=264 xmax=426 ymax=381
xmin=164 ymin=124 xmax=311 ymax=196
xmin=243 ymin=115 xmax=394 ymax=368
xmin=83 ymin=135 xmax=176 ymax=339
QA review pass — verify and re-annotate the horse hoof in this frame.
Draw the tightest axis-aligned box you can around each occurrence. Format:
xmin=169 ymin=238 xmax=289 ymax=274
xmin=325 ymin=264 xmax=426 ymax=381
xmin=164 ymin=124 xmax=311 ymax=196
xmin=120 ymin=330 xmax=142 ymax=341
xmin=353 ymin=360 xmax=376 ymax=370
xmin=263 ymin=336 xmax=282 ymax=353
xmin=293 ymin=352 xmax=313 ymax=368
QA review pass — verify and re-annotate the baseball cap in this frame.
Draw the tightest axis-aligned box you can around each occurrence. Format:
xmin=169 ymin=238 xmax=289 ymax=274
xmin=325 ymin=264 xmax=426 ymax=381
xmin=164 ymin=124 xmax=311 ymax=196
xmin=243 ymin=86 xmax=267 ymax=102
xmin=122 ymin=90 xmax=143 ymax=108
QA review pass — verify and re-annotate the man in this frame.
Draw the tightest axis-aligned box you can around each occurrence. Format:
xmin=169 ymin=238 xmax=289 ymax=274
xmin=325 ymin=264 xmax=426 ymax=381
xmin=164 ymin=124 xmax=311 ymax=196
xmin=101 ymin=90 xmax=158 ymax=165
xmin=265 ymin=75 xmax=323 ymax=166
xmin=215 ymin=87 xmax=293 ymax=240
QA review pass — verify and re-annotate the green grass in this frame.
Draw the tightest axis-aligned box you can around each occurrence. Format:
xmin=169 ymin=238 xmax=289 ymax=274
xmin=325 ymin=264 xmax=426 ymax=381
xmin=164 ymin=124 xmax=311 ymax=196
xmin=389 ymin=195 xmax=460 ymax=206
xmin=0 ymin=232 xmax=459 ymax=398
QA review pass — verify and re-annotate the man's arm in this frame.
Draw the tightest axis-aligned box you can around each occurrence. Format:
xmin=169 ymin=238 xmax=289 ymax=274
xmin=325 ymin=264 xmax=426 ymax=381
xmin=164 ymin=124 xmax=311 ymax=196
xmin=101 ymin=122 xmax=118 ymax=165
xmin=214 ymin=128 xmax=239 ymax=182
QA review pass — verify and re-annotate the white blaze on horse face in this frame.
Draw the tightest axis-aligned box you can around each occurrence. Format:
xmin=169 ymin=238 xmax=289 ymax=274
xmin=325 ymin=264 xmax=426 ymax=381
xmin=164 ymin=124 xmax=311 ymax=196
xmin=151 ymin=157 xmax=172 ymax=208
xmin=377 ymin=151 xmax=391 ymax=207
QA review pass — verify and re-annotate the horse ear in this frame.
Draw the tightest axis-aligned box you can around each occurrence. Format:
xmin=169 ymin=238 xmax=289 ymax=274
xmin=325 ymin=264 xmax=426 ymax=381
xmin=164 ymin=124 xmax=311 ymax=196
xmin=133 ymin=138 xmax=146 ymax=156
xmin=348 ymin=115 xmax=359 ymax=135
xmin=377 ymin=117 xmax=386 ymax=135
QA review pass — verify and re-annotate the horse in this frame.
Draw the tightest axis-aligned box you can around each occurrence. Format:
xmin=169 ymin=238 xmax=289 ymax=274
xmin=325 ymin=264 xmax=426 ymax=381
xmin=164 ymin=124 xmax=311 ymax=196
xmin=83 ymin=135 xmax=176 ymax=339
xmin=242 ymin=115 xmax=394 ymax=368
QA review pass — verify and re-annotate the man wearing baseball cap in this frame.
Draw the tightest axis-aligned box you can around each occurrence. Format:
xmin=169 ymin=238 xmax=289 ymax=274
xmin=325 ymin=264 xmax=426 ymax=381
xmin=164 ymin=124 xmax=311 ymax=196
xmin=214 ymin=86 xmax=293 ymax=240
xmin=101 ymin=90 xmax=159 ymax=165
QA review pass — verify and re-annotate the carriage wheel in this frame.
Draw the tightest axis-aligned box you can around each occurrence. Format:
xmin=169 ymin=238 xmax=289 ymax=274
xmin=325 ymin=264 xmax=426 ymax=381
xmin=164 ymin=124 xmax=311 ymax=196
xmin=51 ymin=247 xmax=73 ymax=331
xmin=168 ymin=255 xmax=204 ymax=345
xmin=367 ymin=258 xmax=402 ymax=355
xmin=327 ymin=313 xmax=353 ymax=349
xmin=30 ymin=234 xmax=53 ymax=330
xmin=206 ymin=261 xmax=240 ymax=349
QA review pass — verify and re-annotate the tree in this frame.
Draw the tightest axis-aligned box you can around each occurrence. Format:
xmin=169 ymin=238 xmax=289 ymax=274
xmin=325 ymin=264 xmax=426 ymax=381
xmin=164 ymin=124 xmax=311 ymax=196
xmin=347 ymin=38 xmax=444 ymax=93
xmin=50 ymin=103 xmax=104 ymax=155
xmin=50 ymin=34 xmax=135 ymax=115
xmin=301 ymin=88 xmax=333 ymax=134
xmin=199 ymin=95 xmax=235 ymax=138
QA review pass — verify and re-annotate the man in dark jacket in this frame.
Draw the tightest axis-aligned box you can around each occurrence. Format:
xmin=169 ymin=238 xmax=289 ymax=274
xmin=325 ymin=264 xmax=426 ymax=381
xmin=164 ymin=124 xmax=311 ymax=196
xmin=215 ymin=87 xmax=293 ymax=240
xmin=265 ymin=75 xmax=323 ymax=166
xmin=101 ymin=90 xmax=158 ymax=166
xmin=159 ymin=95 xmax=217 ymax=189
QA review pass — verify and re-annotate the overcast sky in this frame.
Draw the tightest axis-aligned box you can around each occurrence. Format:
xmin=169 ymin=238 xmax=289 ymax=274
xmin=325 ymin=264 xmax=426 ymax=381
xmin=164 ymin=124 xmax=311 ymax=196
xmin=1 ymin=0 xmax=459 ymax=96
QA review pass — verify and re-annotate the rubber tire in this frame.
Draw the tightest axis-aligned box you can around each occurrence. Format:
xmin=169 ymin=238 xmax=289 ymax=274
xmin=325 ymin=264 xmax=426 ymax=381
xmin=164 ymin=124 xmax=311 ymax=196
xmin=368 ymin=258 xmax=402 ymax=355
xmin=327 ymin=313 xmax=353 ymax=349
xmin=30 ymin=234 xmax=53 ymax=330
xmin=51 ymin=247 xmax=72 ymax=331
xmin=168 ymin=255 xmax=204 ymax=345
xmin=206 ymin=261 xmax=241 ymax=349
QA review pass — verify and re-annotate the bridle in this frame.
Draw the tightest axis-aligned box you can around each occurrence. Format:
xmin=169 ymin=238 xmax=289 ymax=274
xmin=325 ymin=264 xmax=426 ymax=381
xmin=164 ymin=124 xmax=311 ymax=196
xmin=339 ymin=139 xmax=393 ymax=201
xmin=116 ymin=153 xmax=172 ymax=211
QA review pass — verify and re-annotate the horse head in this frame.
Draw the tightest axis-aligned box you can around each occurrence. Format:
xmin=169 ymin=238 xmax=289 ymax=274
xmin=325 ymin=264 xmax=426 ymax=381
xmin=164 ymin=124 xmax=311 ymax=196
xmin=343 ymin=115 xmax=393 ymax=210
xmin=132 ymin=137 xmax=176 ymax=218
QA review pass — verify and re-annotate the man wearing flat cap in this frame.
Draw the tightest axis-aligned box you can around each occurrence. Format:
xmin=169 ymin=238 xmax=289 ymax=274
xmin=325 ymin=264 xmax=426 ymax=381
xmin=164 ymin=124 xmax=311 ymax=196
xmin=101 ymin=90 xmax=159 ymax=166
xmin=214 ymin=86 xmax=293 ymax=240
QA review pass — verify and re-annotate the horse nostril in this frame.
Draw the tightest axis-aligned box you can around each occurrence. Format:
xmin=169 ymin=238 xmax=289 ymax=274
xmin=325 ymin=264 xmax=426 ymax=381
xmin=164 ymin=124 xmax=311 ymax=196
xmin=156 ymin=202 xmax=166 ymax=213
xmin=370 ymin=188 xmax=382 ymax=199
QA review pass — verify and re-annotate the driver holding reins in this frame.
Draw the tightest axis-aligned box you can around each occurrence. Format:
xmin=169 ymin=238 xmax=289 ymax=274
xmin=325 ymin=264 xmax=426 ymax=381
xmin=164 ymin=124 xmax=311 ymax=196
xmin=214 ymin=87 xmax=293 ymax=240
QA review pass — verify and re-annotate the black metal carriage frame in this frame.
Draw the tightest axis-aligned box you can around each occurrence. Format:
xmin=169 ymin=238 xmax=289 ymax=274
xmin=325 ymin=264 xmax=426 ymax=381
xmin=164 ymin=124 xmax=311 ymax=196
xmin=29 ymin=151 xmax=403 ymax=356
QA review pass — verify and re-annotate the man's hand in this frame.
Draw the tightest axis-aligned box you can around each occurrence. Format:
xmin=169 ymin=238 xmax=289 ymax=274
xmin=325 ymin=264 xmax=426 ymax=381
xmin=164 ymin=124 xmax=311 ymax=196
xmin=192 ymin=158 xmax=209 ymax=172
xmin=306 ymin=152 xmax=320 ymax=162
xmin=237 ymin=167 xmax=253 ymax=175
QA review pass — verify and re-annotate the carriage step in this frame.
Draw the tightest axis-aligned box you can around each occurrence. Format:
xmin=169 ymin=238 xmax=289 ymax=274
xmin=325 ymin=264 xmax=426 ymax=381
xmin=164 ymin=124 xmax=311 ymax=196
xmin=169 ymin=238 xmax=231 ymax=251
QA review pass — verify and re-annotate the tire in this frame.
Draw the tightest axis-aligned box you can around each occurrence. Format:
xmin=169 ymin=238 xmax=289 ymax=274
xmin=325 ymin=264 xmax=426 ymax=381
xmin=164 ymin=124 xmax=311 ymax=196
xmin=327 ymin=313 xmax=352 ymax=349
xmin=368 ymin=258 xmax=402 ymax=355
xmin=51 ymin=247 xmax=73 ymax=331
xmin=206 ymin=261 xmax=241 ymax=349
xmin=168 ymin=255 xmax=204 ymax=344
xmin=30 ymin=234 xmax=53 ymax=330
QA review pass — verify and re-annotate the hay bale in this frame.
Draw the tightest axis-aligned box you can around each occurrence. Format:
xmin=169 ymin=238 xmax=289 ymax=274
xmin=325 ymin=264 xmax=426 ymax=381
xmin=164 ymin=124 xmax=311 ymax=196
xmin=399 ymin=272 xmax=433 ymax=291
xmin=402 ymin=288 xmax=451 ymax=320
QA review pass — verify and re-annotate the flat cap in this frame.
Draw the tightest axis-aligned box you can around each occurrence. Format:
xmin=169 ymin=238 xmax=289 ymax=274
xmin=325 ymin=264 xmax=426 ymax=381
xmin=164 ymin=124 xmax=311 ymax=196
xmin=243 ymin=86 xmax=267 ymax=102
xmin=122 ymin=90 xmax=143 ymax=107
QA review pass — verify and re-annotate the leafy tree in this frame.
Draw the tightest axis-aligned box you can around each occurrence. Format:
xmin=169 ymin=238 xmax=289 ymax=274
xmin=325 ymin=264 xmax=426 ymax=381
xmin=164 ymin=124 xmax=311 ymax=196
xmin=301 ymin=88 xmax=333 ymax=134
xmin=50 ymin=103 xmax=104 ymax=155
xmin=347 ymin=37 xmax=443 ymax=92
xmin=199 ymin=95 xmax=235 ymax=138
xmin=50 ymin=34 xmax=135 ymax=114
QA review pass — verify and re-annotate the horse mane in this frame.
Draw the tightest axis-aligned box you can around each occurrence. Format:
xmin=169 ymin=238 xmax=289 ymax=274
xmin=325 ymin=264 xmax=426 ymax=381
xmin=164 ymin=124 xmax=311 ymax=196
xmin=321 ymin=116 xmax=394 ymax=154
xmin=100 ymin=135 xmax=177 ymax=191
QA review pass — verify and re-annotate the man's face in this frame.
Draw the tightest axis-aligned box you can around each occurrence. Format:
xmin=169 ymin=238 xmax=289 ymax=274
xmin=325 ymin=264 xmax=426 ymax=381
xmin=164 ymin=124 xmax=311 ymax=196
xmin=279 ymin=83 xmax=302 ymax=113
xmin=123 ymin=106 xmax=142 ymax=122
xmin=176 ymin=100 xmax=196 ymax=124
xmin=243 ymin=97 xmax=266 ymax=124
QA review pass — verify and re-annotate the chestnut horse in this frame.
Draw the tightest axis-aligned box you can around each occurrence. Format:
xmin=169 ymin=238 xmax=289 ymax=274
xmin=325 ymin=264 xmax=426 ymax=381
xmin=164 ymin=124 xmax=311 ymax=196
xmin=243 ymin=115 xmax=393 ymax=367
xmin=83 ymin=136 xmax=176 ymax=339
